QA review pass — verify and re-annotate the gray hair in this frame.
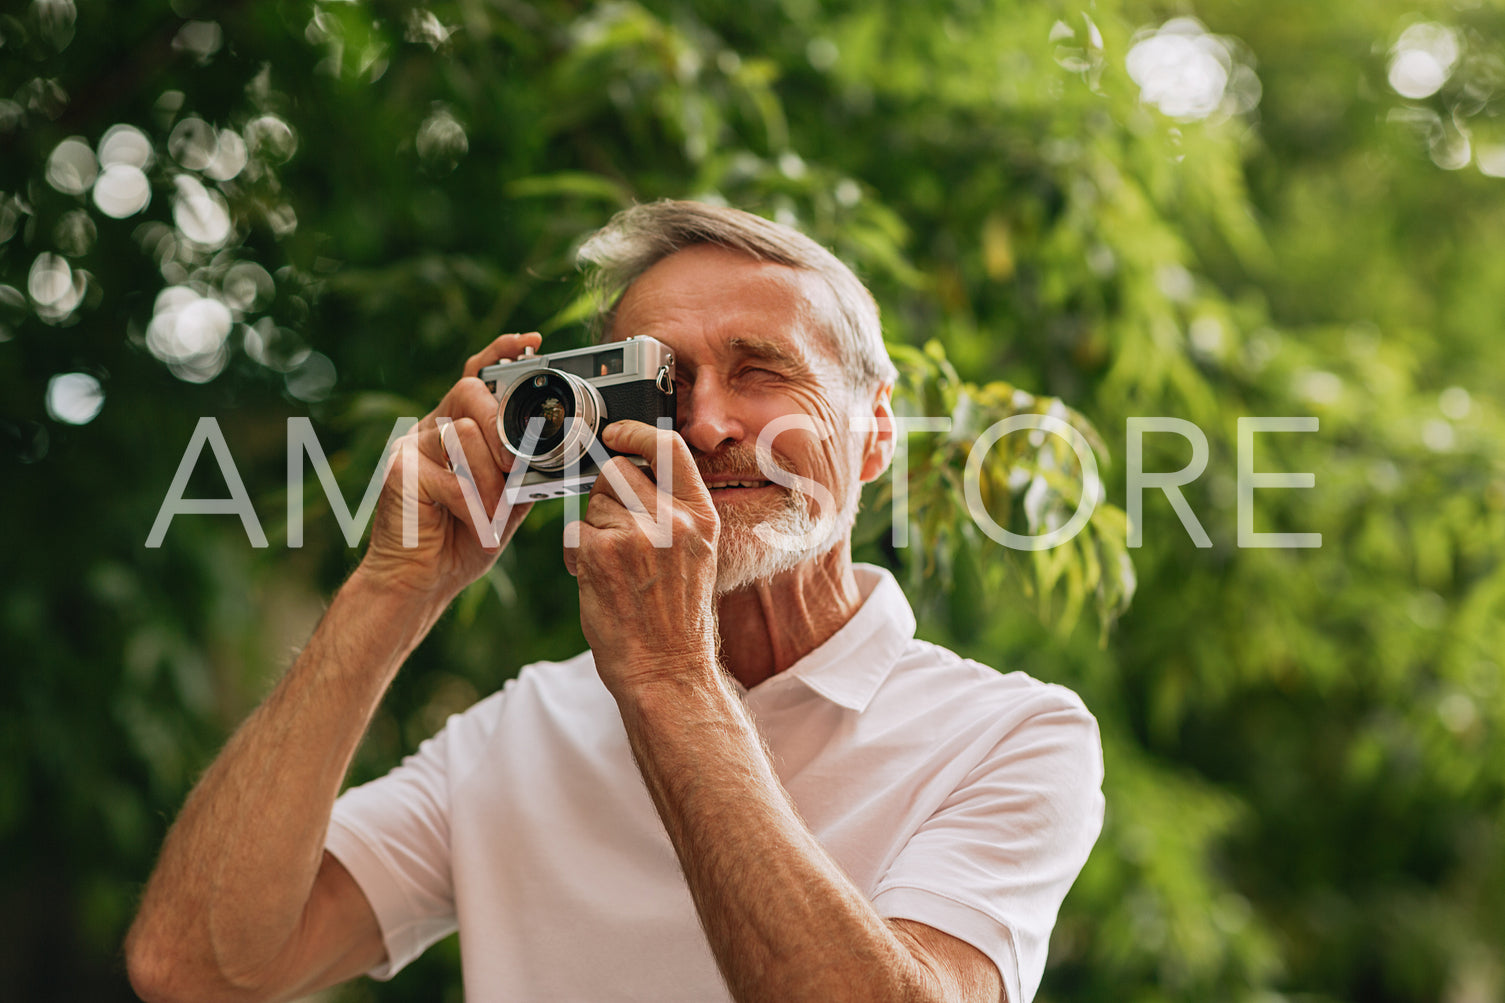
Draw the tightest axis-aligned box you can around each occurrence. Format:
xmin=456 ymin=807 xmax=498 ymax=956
xmin=577 ymin=200 xmax=897 ymax=393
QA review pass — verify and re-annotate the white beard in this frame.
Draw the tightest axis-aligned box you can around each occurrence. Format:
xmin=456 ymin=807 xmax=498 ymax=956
xmin=712 ymin=479 xmax=857 ymax=595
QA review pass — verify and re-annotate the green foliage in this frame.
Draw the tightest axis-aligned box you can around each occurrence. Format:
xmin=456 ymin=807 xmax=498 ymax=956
xmin=877 ymin=339 xmax=1134 ymax=637
xmin=4 ymin=0 xmax=1505 ymax=1000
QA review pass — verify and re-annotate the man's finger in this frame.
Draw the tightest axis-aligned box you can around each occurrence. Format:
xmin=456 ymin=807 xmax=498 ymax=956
xmin=587 ymin=454 xmax=665 ymax=519
xmin=599 ymin=420 xmax=707 ymax=504
xmin=408 ymin=419 xmax=537 ymax=549
xmin=416 ymin=377 xmax=517 ymax=474
xmin=464 ymin=331 xmax=542 ymax=379
xmin=387 ymin=430 xmax=489 ymax=538
xmin=425 ymin=418 xmax=505 ymax=498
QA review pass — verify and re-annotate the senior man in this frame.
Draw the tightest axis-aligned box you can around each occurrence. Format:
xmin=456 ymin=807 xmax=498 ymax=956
xmin=126 ymin=201 xmax=1104 ymax=1003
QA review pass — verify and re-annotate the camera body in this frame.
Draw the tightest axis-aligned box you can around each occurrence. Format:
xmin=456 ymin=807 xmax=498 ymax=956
xmin=479 ymin=335 xmax=676 ymax=502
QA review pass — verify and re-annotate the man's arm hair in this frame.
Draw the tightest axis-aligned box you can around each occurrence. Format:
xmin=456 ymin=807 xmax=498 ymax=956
xmin=619 ymin=671 xmax=1004 ymax=1003
xmin=125 ymin=573 xmax=442 ymax=1002
xmin=127 ymin=331 xmax=542 ymax=1001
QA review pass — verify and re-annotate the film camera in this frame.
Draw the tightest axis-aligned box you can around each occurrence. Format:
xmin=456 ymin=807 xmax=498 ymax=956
xmin=479 ymin=336 xmax=677 ymax=502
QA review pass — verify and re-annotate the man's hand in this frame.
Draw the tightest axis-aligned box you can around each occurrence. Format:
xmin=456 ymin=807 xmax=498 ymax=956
xmin=359 ymin=331 xmax=542 ymax=604
xmin=565 ymin=420 xmax=721 ymax=699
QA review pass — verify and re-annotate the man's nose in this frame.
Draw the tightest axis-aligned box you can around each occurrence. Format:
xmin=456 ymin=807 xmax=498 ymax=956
xmin=677 ymin=377 xmax=745 ymax=454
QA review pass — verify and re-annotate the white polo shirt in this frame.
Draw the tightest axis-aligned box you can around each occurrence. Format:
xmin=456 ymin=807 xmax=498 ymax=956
xmin=326 ymin=565 xmax=1104 ymax=1003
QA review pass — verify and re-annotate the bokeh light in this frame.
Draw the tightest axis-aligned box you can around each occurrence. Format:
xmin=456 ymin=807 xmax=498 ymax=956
xmin=1126 ymin=18 xmax=1260 ymax=122
xmin=244 ymin=114 xmax=297 ymax=163
xmin=285 ymin=351 xmax=337 ymax=402
xmin=53 ymin=208 xmax=96 ymax=257
xmin=27 ymin=252 xmax=85 ymax=323
xmin=145 ymin=285 xmax=232 ymax=382
xmin=221 ymin=261 xmax=274 ymax=312
xmin=33 ymin=0 xmax=77 ymax=52
xmin=0 ymin=98 xmax=23 ymax=133
xmin=1430 ymin=126 xmax=1471 ymax=171
xmin=1476 ymin=145 xmax=1505 ymax=178
xmin=265 ymin=204 xmax=298 ymax=237
xmin=203 ymin=129 xmax=247 ymax=182
xmin=171 ymin=20 xmax=223 ymax=64
xmin=45 ymin=136 xmax=97 ymax=195
xmin=45 ymin=371 xmax=104 ymax=425
xmin=168 ymin=116 xmax=217 ymax=171
xmin=1388 ymin=23 xmax=1460 ymax=100
xmin=93 ymin=163 xmax=152 ymax=218
xmin=21 ymin=77 xmax=68 ymax=119
xmin=171 ymin=175 xmax=232 ymax=248
xmin=97 ymin=123 xmax=154 ymax=169
xmin=1422 ymin=419 xmax=1455 ymax=452
xmin=404 ymin=8 xmax=456 ymax=49
xmin=243 ymin=317 xmax=309 ymax=372
xmin=1439 ymin=386 xmax=1472 ymax=420
xmin=0 ymin=196 xmax=24 ymax=244
xmin=416 ymin=106 xmax=468 ymax=170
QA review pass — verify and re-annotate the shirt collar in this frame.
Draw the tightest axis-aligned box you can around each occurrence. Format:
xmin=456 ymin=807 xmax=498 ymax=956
xmin=751 ymin=564 xmax=916 ymax=713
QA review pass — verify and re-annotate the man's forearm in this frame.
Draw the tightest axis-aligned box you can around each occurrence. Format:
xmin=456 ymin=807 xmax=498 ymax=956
xmin=616 ymin=671 xmax=946 ymax=1003
xmin=126 ymin=570 xmax=443 ymax=994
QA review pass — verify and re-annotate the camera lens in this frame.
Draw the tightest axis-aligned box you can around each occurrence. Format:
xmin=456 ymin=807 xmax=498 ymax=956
xmin=511 ymin=376 xmax=571 ymax=449
xmin=497 ymin=368 xmax=604 ymax=472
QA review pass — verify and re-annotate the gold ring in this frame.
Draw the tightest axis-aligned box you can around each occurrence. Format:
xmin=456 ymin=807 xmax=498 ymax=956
xmin=439 ymin=421 xmax=457 ymax=473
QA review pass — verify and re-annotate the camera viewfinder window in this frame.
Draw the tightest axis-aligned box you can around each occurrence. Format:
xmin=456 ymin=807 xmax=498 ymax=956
xmin=553 ymin=348 xmax=622 ymax=381
xmin=553 ymin=354 xmax=594 ymax=380
xmin=592 ymin=349 xmax=624 ymax=378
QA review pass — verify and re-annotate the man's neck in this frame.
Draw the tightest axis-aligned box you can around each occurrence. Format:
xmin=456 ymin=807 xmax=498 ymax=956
xmin=714 ymin=547 xmax=865 ymax=690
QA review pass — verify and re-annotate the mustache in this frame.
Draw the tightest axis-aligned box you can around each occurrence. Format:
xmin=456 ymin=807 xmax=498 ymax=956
xmin=694 ymin=444 xmax=794 ymax=482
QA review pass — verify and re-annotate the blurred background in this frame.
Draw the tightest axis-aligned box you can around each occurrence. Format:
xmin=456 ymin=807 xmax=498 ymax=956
xmin=4 ymin=0 xmax=1505 ymax=1000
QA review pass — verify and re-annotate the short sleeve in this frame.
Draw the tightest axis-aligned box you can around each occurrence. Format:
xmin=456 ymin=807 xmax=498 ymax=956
xmin=325 ymin=688 xmax=508 ymax=980
xmin=871 ymin=689 xmax=1105 ymax=1003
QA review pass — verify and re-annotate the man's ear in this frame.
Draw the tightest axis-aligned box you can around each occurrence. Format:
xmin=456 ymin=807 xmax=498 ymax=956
xmin=858 ymin=385 xmax=896 ymax=484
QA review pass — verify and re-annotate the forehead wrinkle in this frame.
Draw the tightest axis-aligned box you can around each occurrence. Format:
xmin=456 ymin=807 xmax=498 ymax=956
xmin=614 ymin=274 xmax=795 ymax=342
xmin=610 ymin=247 xmax=844 ymax=377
